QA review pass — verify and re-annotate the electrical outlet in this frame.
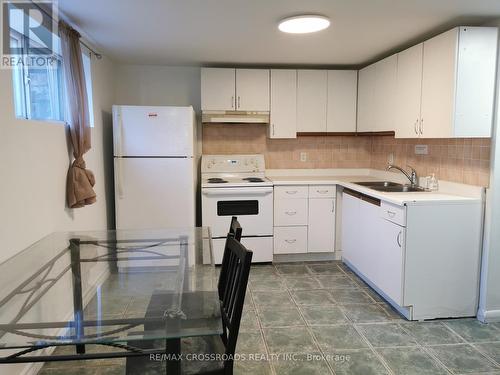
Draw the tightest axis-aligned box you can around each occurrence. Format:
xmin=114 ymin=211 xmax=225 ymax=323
xmin=300 ymin=152 xmax=307 ymax=162
xmin=415 ymin=145 xmax=428 ymax=155
xmin=388 ymin=153 xmax=394 ymax=165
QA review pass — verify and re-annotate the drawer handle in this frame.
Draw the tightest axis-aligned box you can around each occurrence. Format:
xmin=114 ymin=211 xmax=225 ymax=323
xmin=386 ymin=210 xmax=396 ymax=218
xmin=286 ymin=190 xmax=298 ymax=195
xmin=285 ymin=211 xmax=297 ymax=216
xmin=285 ymin=239 xmax=297 ymax=244
xmin=316 ymin=190 xmax=329 ymax=194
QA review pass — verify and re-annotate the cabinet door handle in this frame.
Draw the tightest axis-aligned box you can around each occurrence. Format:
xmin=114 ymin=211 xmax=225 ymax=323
xmin=272 ymin=123 xmax=275 ymax=136
xmin=397 ymin=230 xmax=402 ymax=247
xmin=285 ymin=239 xmax=297 ymax=244
xmin=231 ymin=96 xmax=234 ymax=109
xmin=332 ymin=200 xmax=335 ymax=212
xmin=414 ymin=119 xmax=419 ymax=135
xmin=386 ymin=210 xmax=396 ymax=218
xmin=285 ymin=211 xmax=297 ymax=216
xmin=286 ymin=190 xmax=298 ymax=195
xmin=419 ymin=119 xmax=423 ymax=135
xmin=237 ymin=96 xmax=241 ymax=109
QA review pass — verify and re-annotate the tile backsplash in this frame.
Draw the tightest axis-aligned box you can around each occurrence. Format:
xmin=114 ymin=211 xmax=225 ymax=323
xmin=371 ymin=137 xmax=491 ymax=187
xmin=202 ymin=124 xmax=491 ymax=187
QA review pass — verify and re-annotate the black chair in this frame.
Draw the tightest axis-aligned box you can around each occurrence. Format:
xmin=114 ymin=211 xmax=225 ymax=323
xmin=218 ymin=217 xmax=242 ymax=300
xmin=212 ymin=236 xmax=252 ymax=374
xmin=126 ymin=233 xmax=253 ymax=375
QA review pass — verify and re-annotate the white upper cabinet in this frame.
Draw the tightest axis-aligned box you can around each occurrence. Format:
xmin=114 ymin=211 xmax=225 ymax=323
xmin=201 ymin=68 xmax=270 ymax=111
xmin=270 ymin=69 xmax=297 ymax=138
xmin=327 ymin=70 xmax=358 ymax=132
xmin=420 ymin=29 xmax=459 ymax=138
xmin=357 ymin=64 xmax=376 ymax=132
xmin=297 ymin=70 xmax=328 ymax=132
xmin=454 ymin=27 xmax=498 ymax=137
xmin=235 ymin=69 xmax=270 ymax=111
xmin=421 ymin=27 xmax=498 ymax=138
xmin=374 ymin=55 xmax=398 ymax=132
xmin=358 ymin=57 xmax=397 ymax=133
xmin=359 ymin=26 xmax=497 ymax=138
xmin=201 ymin=68 xmax=236 ymax=111
xmin=395 ymin=44 xmax=424 ymax=138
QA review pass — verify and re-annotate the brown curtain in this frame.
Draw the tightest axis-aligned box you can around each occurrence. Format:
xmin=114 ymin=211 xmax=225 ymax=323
xmin=59 ymin=21 xmax=96 ymax=208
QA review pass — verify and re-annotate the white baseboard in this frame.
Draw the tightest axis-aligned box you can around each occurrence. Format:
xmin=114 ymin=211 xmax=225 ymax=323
xmin=477 ymin=308 xmax=500 ymax=323
xmin=274 ymin=252 xmax=337 ymax=263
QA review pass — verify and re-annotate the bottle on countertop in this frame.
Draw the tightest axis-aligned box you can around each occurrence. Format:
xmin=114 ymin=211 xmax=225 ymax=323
xmin=427 ymin=173 xmax=439 ymax=191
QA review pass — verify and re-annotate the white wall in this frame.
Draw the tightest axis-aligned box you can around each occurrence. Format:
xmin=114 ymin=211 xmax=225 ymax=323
xmin=0 ymin=55 xmax=116 ymax=264
xmin=114 ymin=64 xmax=201 ymax=111
xmin=478 ymin=18 xmax=500 ymax=322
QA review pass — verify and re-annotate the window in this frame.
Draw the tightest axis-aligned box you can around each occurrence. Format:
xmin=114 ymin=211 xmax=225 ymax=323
xmin=9 ymin=23 xmax=93 ymax=125
xmin=81 ymin=51 xmax=95 ymax=127
xmin=10 ymin=28 xmax=65 ymax=122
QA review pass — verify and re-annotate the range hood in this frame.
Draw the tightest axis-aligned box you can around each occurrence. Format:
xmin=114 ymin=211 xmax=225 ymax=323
xmin=202 ymin=110 xmax=270 ymax=124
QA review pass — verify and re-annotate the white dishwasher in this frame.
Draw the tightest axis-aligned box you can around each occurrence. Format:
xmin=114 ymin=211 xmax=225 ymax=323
xmin=342 ymin=189 xmax=405 ymax=307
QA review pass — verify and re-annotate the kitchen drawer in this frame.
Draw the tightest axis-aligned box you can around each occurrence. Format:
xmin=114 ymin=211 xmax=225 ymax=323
xmin=309 ymin=185 xmax=336 ymax=198
xmin=274 ymin=226 xmax=308 ymax=254
xmin=274 ymin=199 xmax=308 ymax=226
xmin=275 ymin=185 xmax=309 ymax=199
xmin=380 ymin=201 xmax=406 ymax=226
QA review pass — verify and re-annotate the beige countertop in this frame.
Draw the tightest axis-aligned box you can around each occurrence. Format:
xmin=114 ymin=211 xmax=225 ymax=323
xmin=267 ymin=174 xmax=482 ymax=206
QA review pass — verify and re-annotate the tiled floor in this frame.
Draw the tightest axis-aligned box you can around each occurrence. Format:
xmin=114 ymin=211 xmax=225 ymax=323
xmin=39 ymin=261 xmax=500 ymax=375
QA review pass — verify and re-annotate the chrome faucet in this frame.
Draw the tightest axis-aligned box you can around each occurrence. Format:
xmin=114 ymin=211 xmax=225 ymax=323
xmin=387 ymin=164 xmax=418 ymax=186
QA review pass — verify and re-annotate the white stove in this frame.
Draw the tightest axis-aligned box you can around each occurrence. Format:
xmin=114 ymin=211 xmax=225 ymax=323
xmin=201 ymin=156 xmax=273 ymax=188
xmin=201 ymin=155 xmax=274 ymax=264
xmin=202 ymin=175 xmax=273 ymax=188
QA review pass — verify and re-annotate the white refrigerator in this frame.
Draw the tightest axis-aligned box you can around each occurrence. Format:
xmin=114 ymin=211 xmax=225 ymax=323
xmin=113 ymin=105 xmax=197 ymax=230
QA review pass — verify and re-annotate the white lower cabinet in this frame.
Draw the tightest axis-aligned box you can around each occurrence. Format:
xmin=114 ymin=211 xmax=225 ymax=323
xmin=308 ymin=198 xmax=335 ymax=253
xmin=274 ymin=184 xmax=336 ymax=255
xmin=374 ymin=218 xmax=404 ymax=305
xmin=341 ymin=187 xmax=482 ymax=320
xmin=274 ymin=226 xmax=308 ymax=254
xmin=274 ymin=198 xmax=308 ymax=226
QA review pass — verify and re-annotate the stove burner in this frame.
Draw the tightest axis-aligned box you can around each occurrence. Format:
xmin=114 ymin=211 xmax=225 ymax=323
xmin=243 ymin=177 xmax=265 ymax=183
xmin=207 ymin=178 xmax=227 ymax=184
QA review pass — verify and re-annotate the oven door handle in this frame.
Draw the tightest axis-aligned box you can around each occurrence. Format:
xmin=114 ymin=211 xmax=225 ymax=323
xmin=202 ymin=187 xmax=274 ymax=196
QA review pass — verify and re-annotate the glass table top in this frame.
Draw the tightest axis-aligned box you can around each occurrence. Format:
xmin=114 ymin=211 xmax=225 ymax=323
xmin=0 ymin=228 xmax=221 ymax=349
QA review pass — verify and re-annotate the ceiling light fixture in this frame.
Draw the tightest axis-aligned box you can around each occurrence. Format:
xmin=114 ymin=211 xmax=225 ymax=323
xmin=278 ymin=15 xmax=330 ymax=34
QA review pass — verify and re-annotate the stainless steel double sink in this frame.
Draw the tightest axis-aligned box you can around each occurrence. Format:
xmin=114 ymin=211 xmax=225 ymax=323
xmin=354 ymin=181 xmax=428 ymax=192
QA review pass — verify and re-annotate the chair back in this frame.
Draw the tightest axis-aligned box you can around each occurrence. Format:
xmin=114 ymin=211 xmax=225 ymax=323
xmin=218 ymin=217 xmax=242 ymax=298
xmin=228 ymin=216 xmax=242 ymax=241
xmin=219 ymin=236 xmax=252 ymax=373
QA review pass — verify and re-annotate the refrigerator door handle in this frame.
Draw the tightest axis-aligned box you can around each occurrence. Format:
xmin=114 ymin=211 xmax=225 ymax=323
xmin=116 ymin=158 xmax=124 ymax=199
xmin=114 ymin=108 xmax=125 ymax=198
xmin=114 ymin=107 xmax=124 ymax=158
